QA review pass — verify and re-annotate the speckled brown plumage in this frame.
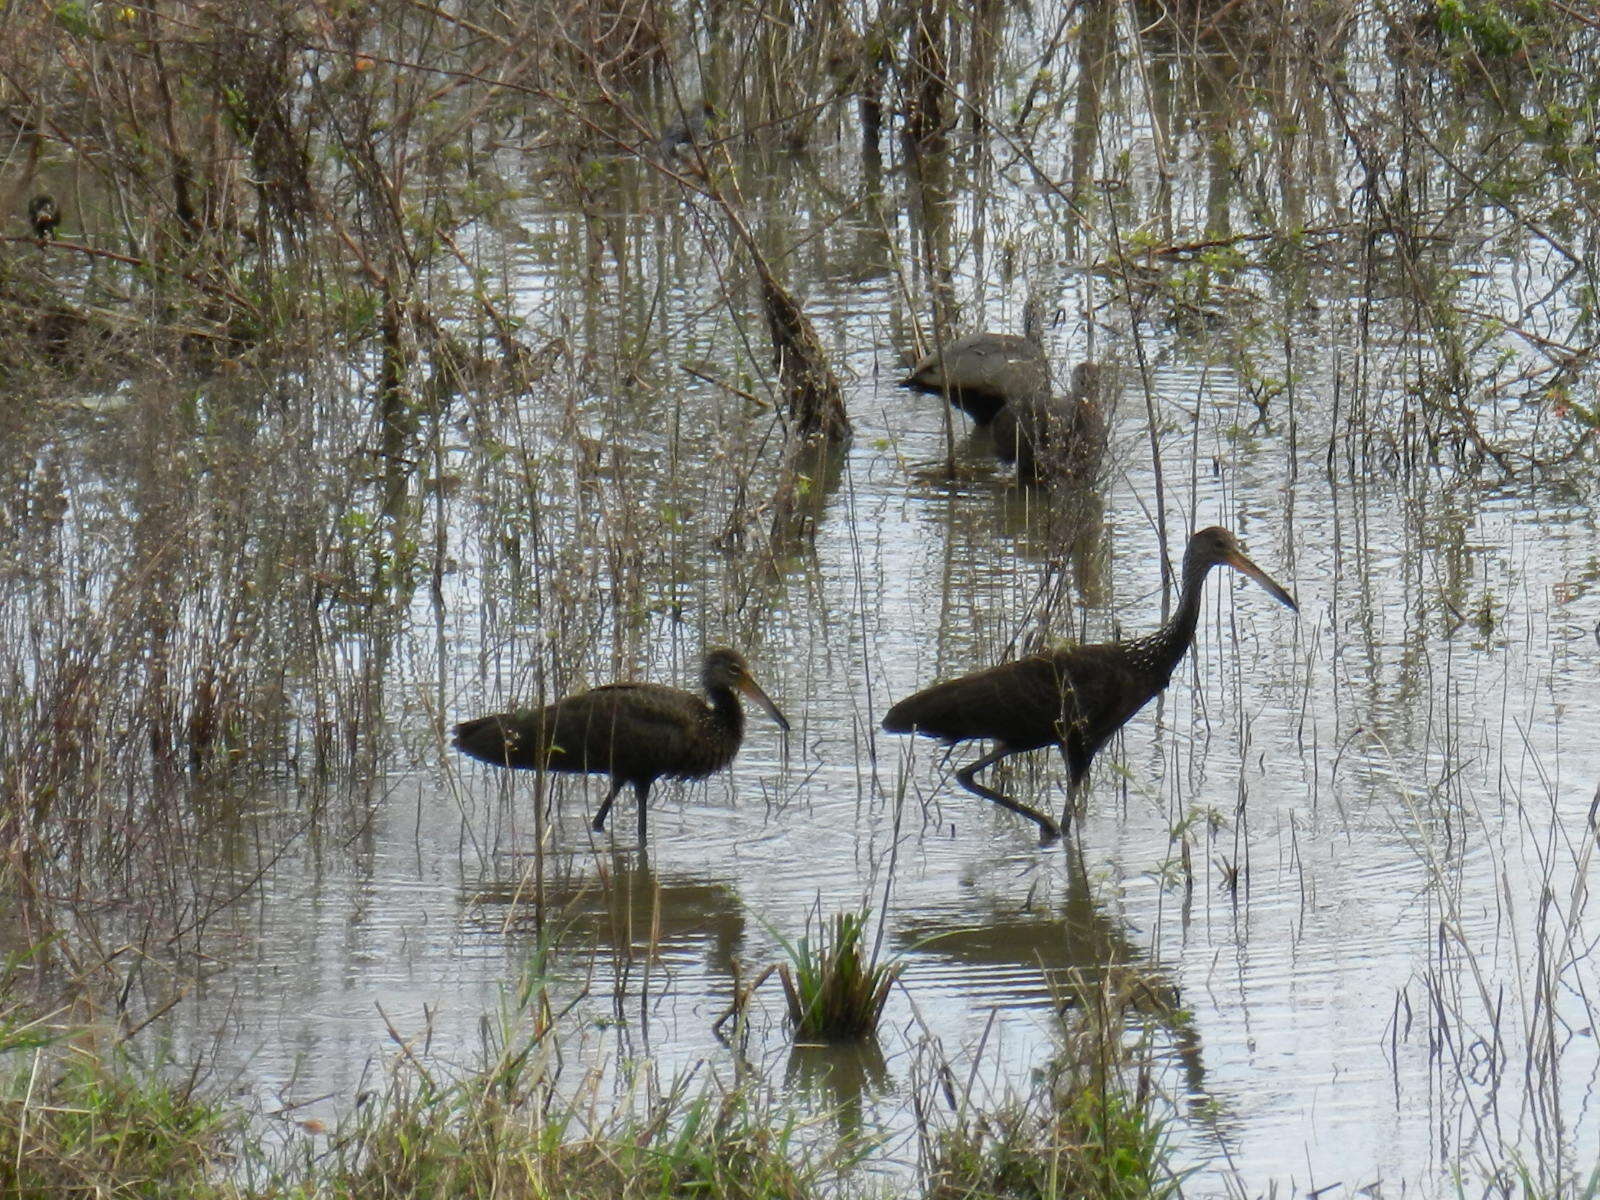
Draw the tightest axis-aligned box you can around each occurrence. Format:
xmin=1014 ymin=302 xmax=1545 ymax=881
xmin=882 ymin=527 xmax=1297 ymax=843
xmin=454 ymin=648 xmax=789 ymax=842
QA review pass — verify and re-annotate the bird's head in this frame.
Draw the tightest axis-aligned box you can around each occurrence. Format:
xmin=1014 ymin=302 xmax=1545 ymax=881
xmin=1068 ymin=361 xmax=1111 ymax=398
xmin=1190 ymin=526 xmax=1298 ymax=611
xmin=703 ymin=648 xmax=791 ymax=730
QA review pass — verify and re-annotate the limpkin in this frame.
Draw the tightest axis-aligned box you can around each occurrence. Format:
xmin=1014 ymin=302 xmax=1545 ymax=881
xmin=991 ymin=361 xmax=1113 ymax=485
xmin=27 ymin=194 xmax=58 ymax=242
xmin=652 ymin=99 xmax=716 ymax=160
xmin=899 ymin=297 xmax=1049 ymax=427
xmin=882 ymin=526 xmax=1297 ymax=843
xmin=453 ymin=647 xmax=789 ymax=842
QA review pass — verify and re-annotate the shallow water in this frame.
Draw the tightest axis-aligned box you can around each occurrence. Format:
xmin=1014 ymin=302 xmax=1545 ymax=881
xmin=137 ymin=330 xmax=1598 ymax=1194
xmin=6 ymin=9 xmax=1600 ymax=1196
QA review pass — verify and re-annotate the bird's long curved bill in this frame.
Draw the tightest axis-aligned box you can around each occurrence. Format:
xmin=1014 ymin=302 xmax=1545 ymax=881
xmin=1224 ymin=549 xmax=1298 ymax=612
xmin=740 ymin=677 xmax=792 ymax=732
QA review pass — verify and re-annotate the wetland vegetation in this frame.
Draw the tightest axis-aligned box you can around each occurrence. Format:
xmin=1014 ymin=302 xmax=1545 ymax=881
xmin=1 ymin=0 xmax=1598 ymax=1194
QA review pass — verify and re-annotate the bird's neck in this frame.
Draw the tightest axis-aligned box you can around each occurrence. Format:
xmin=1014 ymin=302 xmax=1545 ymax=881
xmin=1022 ymin=296 xmax=1044 ymax=345
xmin=707 ymin=686 xmax=746 ymax=734
xmin=1130 ymin=554 xmax=1214 ymax=676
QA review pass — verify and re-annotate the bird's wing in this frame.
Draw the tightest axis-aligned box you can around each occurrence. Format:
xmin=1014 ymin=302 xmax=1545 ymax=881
xmin=959 ymin=336 xmax=1021 ymax=365
xmin=1049 ymin=645 xmax=1162 ymax=760
xmin=884 ymin=655 xmax=1065 ymax=749
xmin=542 ymin=683 xmax=700 ymax=767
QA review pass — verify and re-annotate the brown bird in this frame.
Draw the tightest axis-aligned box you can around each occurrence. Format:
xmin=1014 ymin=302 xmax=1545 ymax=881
xmin=991 ymin=361 xmax=1113 ymax=485
xmin=882 ymin=527 xmax=1297 ymax=843
xmin=453 ymin=647 xmax=789 ymax=842
xmin=899 ymin=297 xmax=1049 ymax=427
xmin=27 ymin=194 xmax=58 ymax=241
xmin=651 ymin=98 xmax=716 ymax=160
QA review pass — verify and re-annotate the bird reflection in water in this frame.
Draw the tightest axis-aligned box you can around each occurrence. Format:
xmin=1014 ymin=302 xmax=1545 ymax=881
xmin=893 ymin=849 xmax=1205 ymax=1103
xmin=467 ymin=849 xmax=746 ymax=981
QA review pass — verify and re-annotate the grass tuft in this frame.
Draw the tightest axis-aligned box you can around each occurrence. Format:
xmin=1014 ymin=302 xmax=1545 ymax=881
xmin=926 ymin=1081 xmax=1175 ymax=1200
xmin=777 ymin=909 xmax=900 ymax=1041
xmin=0 ymin=1045 xmax=239 ymax=1199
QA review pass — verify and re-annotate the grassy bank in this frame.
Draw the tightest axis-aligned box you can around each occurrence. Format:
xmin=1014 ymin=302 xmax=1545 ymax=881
xmin=0 ymin=965 xmax=1177 ymax=1200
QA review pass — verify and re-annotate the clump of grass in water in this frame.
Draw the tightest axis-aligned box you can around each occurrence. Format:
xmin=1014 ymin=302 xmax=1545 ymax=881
xmin=925 ymin=1080 xmax=1174 ymax=1200
xmin=923 ymin=967 xmax=1183 ymax=1200
xmin=776 ymin=908 xmax=900 ymax=1040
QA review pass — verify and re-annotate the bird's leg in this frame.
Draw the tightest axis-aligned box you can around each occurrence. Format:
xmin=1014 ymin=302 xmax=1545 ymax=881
xmin=954 ymin=746 xmax=1062 ymax=844
xmin=592 ymin=779 xmax=624 ymax=833
xmin=635 ymin=782 xmax=650 ymax=846
xmin=1057 ymin=748 xmax=1082 ymax=834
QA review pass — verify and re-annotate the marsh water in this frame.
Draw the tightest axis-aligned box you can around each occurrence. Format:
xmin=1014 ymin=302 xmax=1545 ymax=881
xmin=4 ymin=5 xmax=1599 ymax=1196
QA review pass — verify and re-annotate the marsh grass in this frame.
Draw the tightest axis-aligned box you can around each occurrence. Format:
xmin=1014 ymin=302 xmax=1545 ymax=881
xmin=919 ymin=970 xmax=1182 ymax=1200
xmin=274 ymin=1041 xmax=874 ymax=1199
xmin=0 ymin=1034 xmax=844 ymax=1200
xmin=925 ymin=1083 xmax=1173 ymax=1200
xmin=0 ymin=1042 xmax=239 ymax=1199
xmin=0 ymin=938 xmax=1186 ymax=1200
xmin=777 ymin=909 xmax=900 ymax=1042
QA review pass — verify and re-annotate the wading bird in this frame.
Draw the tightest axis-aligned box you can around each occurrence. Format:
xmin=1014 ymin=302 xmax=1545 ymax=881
xmin=882 ymin=526 xmax=1296 ymax=843
xmin=652 ymin=99 xmax=716 ymax=160
xmin=899 ymin=297 xmax=1049 ymax=427
xmin=453 ymin=647 xmax=789 ymax=842
xmin=27 ymin=194 xmax=58 ymax=241
xmin=991 ymin=361 xmax=1113 ymax=485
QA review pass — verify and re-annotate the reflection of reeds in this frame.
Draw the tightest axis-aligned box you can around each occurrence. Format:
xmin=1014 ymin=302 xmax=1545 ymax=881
xmin=918 ymin=972 xmax=1184 ymax=1200
xmin=776 ymin=908 xmax=900 ymax=1041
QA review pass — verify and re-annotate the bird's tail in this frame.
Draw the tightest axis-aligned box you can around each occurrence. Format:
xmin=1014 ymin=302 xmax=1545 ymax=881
xmin=452 ymin=715 xmax=515 ymax=766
